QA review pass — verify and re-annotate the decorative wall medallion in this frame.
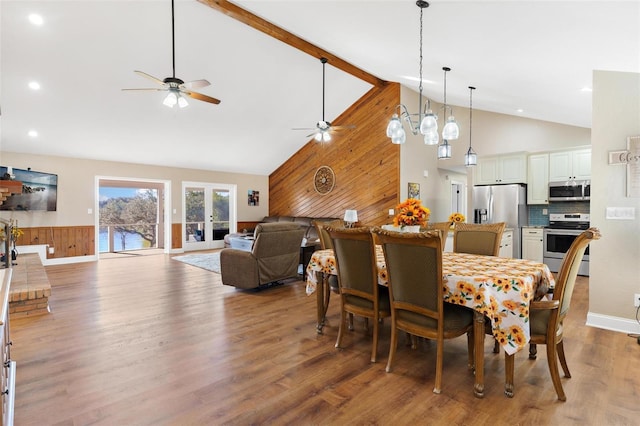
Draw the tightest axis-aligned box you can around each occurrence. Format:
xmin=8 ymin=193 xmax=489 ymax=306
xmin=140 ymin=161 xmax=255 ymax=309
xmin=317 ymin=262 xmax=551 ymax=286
xmin=313 ymin=166 xmax=335 ymax=194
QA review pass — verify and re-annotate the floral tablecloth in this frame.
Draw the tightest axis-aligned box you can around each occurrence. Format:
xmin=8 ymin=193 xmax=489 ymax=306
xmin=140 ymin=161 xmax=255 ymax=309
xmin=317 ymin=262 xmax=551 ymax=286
xmin=305 ymin=248 xmax=555 ymax=356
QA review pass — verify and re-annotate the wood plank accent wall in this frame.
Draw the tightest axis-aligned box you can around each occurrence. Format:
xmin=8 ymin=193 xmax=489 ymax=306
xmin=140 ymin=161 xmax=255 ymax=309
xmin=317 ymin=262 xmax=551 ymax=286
xmin=269 ymin=83 xmax=401 ymax=226
xmin=171 ymin=223 xmax=182 ymax=249
xmin=14 ymin=226 xmax=95 ymax=259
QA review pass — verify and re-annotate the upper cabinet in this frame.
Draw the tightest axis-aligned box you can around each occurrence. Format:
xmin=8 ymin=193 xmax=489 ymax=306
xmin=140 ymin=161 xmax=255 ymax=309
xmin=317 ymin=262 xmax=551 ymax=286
xmin=548 ymin=148 xmax=591 ymax=181
xmin=527 ymin=153 xmax=549 ymax=204
xmin=475 ymin=153 xmax=527 ymax=185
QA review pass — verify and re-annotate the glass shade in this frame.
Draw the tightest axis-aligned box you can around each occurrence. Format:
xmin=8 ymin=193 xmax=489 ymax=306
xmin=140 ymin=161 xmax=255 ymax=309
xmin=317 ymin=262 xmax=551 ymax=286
xmin=438 ymin=141 xmax=452 ymax=159
xmin=464 ymin=147 xmax=477 ymax=166
xmin=391 ymin=126 xmax=406 ymax=144
xmin=177 ymin=95 xmax=189 ymax=108
xmin=423 ymin=128 xmax=439 ymax=145
xmin=163 ymin=91 xmax=178 ymax=108
xmin=344 ymin=209 xmax=358 ymax=223
xmin=419 ymin=111 xmax=438 ymax=134
xmin=386 ymin=115 xmax=402 ymax=138
xmin=315 ymin=131 xmax=331 ymax=142
xmin=442 ymin=116 xmax=460 ymax=140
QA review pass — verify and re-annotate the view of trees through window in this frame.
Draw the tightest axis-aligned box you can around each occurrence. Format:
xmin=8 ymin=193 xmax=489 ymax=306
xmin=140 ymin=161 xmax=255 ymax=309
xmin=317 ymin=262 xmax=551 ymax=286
xmin=185 ymin=189 xmax=230 ymax=241
xmin=99 ymin=188 xmax=159 ymax=252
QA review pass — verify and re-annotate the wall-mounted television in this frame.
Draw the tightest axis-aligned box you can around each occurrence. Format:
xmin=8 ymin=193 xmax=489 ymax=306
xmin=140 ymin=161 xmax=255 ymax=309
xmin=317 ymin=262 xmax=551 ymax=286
xmin=0 ymin=167 xmax=58 ymax=211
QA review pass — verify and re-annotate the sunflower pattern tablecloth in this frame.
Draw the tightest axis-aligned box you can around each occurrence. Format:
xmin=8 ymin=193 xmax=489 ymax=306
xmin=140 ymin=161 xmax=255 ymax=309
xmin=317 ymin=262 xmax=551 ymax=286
xmin=305 ymin=248 xmax=555 ymax=356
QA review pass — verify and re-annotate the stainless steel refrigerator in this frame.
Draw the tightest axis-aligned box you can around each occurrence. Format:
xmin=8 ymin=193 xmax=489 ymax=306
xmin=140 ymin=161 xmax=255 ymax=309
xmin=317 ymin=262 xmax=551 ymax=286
xmin=472 ymin=184 xmax=528 ymax=258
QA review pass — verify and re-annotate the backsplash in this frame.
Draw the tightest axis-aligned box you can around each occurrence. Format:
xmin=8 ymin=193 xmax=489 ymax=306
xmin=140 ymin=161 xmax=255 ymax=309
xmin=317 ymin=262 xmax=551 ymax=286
xmin=528 ymin=202 xmax=590 ymax=226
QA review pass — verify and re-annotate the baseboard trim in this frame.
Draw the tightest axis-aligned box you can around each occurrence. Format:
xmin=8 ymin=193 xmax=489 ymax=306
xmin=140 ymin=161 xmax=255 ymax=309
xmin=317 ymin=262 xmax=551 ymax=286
xmin=586 ymin=311 xmax=640 ymax=334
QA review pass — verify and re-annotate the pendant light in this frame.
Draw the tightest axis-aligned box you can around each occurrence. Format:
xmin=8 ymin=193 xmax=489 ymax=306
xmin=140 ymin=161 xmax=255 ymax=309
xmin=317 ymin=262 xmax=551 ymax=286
xmin=440 ymin=67 xmax=459 ymax=141
xmin=465 ymin=86 xmax=478 ymax=167
xmin=385 ymin=1 xmax=439 ymax=146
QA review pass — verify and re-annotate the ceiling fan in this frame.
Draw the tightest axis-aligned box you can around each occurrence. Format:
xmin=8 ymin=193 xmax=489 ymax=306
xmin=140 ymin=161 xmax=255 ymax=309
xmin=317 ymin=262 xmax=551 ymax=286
xmin=293 ymin=57 xmax=354 ymax=142
xmin=122 ymin=0 xmax=220 ymax=108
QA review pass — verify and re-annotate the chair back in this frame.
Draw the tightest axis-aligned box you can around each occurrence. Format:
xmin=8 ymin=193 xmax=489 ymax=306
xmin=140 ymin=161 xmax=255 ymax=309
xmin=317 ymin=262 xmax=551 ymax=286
xmin=554 ymin=227 xmax=601 ymax=316
xmin=313 ymin=219 xmax=344 ymax=250
xmin=453 ymin=222 xmax=506 ymax=256
xmin=374 ymin=229 xmax=444 ymax=323
xmin=327 ymin=227 xmax=378 ymax=300
xmin=425 ymin=222 xmax=451 ymax=251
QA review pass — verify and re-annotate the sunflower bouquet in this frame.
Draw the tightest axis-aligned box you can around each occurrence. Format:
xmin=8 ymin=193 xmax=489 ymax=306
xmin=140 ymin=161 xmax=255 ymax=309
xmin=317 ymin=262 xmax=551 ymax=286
xmin=393 ymin=198 xmax=430 ymax=228
xmin=448 ymin=212 xmax=466 ymax=229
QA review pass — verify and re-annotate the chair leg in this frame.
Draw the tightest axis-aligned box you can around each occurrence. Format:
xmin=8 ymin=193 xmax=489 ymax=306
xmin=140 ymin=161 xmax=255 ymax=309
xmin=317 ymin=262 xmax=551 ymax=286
xmin=493 ymin=338 xmax=500 ymax=354
xmin=433 ymin=340 xmax=443 ymax=394
xmin=546 ymin=341 xmax=567 ymax=401
xmin=386 ymin=324 xmax=398 ymax=373
xmin=371 ymin=315 xmax=379 ymax=363
xmin=348 ymin=313 xmax=354 ymax=331
xmin=557 ymin=340 xmax=571 ymax=378
xmin=363 ymin=317 xmax=369 ymax=332
xmin=335 ymin=308 xmax=347 ymax=349
xmin=411 ymin=334 xmax=418 ymax=349
xmin=504 ymin=352 xmax=515 ymax=398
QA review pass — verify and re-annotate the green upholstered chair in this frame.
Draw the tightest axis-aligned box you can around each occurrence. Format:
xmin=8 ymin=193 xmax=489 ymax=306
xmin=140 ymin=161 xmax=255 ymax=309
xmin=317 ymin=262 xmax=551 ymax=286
xmin=327 ymin=226 xmax=390 ymax=363
xmin=373 ymin=228 xmax=474 ymax=394
xmin=505 ymin=227 xmax=601 ymax=400
xmin=453 ymin=222 xmax=506 ymax=256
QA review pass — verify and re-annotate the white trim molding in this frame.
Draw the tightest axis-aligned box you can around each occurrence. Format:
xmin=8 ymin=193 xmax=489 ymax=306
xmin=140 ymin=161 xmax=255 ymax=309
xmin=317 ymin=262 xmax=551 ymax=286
xmin=586 ymin=311 xmax=640 ymax=335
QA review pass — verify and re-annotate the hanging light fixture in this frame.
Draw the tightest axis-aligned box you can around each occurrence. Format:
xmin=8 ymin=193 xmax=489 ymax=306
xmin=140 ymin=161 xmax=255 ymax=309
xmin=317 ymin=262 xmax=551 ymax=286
xmin=385 ymin=1 xmax=440 ymax=146
xmin=440 ymin=67 xmax=459 ymax=140
xmin=465 ymin=86 xmax=478 ymax=166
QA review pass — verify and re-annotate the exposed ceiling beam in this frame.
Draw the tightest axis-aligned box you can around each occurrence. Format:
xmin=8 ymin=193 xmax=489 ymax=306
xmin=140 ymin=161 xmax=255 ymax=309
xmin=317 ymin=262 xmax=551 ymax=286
xmin=197 ymin=0 xmax=387 ymax=88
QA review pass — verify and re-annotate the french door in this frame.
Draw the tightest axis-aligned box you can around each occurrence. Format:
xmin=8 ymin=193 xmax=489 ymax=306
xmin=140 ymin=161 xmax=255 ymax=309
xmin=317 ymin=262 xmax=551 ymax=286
xmin=183 ymin=182 xmax=236 ymax=250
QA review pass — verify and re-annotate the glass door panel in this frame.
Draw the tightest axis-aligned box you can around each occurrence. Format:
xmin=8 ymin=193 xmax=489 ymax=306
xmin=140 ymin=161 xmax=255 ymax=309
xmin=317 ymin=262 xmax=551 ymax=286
xmin=183 ymin=183 xmax=236 ymax=250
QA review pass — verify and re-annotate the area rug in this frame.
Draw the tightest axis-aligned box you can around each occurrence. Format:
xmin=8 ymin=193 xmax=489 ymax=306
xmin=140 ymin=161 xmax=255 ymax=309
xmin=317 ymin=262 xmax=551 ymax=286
xmin=172 ymin=252 xmax=221 ymax=273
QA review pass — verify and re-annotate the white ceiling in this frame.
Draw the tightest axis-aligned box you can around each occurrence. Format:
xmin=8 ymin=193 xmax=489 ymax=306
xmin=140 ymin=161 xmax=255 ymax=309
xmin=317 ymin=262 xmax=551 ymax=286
xmin=1 ymin=1 xmax=639 ymax=175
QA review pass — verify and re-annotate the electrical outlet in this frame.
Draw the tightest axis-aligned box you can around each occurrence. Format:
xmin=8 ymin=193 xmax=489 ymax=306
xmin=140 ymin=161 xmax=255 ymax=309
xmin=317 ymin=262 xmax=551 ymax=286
xmin=634 ymin=293 xmax=640 ymax=308
xmin=48 ymin=247 xmax=55 ymax=255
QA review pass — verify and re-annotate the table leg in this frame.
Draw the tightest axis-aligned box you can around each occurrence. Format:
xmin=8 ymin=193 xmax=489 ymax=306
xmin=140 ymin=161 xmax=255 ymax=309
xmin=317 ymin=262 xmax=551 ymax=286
xmin=473 ymin=311 xmax=485 ymax=398
xmin=316 ymin=272 xmax=330 ymax=334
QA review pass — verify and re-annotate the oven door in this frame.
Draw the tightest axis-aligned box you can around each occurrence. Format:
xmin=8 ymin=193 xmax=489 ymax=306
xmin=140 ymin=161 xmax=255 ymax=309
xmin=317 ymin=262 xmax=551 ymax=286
xmin=543 ymin=228 xmax=590 ymax=260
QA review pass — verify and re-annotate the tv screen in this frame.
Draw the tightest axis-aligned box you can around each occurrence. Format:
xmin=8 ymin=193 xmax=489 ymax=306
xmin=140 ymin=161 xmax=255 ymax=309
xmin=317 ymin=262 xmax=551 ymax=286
xmin=0 ymin=167 xmax=58 ymax=211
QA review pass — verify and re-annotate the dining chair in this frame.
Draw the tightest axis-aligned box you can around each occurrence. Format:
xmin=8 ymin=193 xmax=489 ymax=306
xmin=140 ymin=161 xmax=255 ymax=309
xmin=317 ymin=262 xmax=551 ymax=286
xmin=453 ymin=221 xmax=506 ymax=353
xmin=453 ymin=222 xmax=506 ymax=256
xmin=373 ymin=228 xmax=474 ymax=394
xmin=312 ymin=219 xmax=344 ymax=296
xmin=327 ymin=226 xmax=391 ymax=363
xmin=424 ymin=222 xmax=452 ymax=251
xmin=504 ymin=227 xmax=601 ymax=400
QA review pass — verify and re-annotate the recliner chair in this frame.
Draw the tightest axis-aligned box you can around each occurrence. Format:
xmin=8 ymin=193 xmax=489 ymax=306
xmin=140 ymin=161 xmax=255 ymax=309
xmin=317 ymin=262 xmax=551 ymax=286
xmin=220 ymin=222 xmax=304 ymax=289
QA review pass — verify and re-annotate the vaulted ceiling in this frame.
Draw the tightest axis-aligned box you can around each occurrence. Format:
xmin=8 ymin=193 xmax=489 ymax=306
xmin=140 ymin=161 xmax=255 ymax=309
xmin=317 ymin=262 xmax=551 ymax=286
xmin=1 ymin=1 xmax=638 ymax=175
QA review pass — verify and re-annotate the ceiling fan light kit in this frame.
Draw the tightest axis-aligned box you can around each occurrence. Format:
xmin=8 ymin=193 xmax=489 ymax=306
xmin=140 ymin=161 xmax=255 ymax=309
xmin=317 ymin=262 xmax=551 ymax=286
xmin=386 ymin=1 xmax=472 ymax=164
xmin=122 ymin=0 xmax=220 ymax=108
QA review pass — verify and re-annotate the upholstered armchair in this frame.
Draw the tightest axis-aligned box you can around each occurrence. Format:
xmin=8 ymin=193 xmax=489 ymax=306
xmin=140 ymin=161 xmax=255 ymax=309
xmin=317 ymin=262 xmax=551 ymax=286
xmin=220 ymin=222 xmax=304 ymax=289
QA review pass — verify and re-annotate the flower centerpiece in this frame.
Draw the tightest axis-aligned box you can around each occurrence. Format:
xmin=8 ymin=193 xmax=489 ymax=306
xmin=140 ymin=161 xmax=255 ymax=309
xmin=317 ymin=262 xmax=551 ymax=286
xmin=448 ymin=212 xmax=466 ymax=229
xmin=393 ymin=198 xmax=430 ymax=231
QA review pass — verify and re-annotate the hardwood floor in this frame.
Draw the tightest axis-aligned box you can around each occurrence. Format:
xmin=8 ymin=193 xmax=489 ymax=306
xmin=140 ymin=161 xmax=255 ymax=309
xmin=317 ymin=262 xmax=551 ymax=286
xmin=10 ymin=254 xmax=640 ymax=425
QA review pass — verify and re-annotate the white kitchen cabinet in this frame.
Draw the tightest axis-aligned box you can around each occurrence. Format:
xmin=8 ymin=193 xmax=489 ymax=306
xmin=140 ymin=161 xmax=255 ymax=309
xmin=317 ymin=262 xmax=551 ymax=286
xmin=498 ymin=229 xmax=514 ymax=258
xmin=521 ymin=227 xmax=544 ymax=263
xmin=527 ymin=153 xmax=549 ymax=204
xmin=549 ymin=148 xmax=591 ymax=181
xmin=475 ymin=154 xmax=527 ymax=185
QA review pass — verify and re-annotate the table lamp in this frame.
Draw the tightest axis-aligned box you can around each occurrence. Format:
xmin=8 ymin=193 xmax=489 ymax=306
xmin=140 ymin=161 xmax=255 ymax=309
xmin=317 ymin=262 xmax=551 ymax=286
xmin=344 ymin=210 xmax=358 ymax=228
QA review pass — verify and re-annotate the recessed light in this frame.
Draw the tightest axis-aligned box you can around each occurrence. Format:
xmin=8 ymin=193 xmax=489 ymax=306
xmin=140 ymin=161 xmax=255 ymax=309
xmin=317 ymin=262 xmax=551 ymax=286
xmin=401 ymin=75 xmax=436 ymax=85
xmin=28 ymin=81 xmax=41 ymax=90
xmin=580 ymin=87 xmax=592 ymax=92
xmin=28 ymin=130 xmax=38 ymax=138
xmin=516 ymin=108 xmax=524 ymax=113
xmin=28 ymin=14 xmax=44 ymax=26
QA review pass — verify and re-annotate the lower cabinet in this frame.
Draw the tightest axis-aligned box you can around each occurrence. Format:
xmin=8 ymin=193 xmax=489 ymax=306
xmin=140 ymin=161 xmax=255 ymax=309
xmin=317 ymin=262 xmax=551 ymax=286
xmin=499 ymin=229 xmax=514 ymax=258
xmin=522 ymin=227 xmax=544 ymax=263
xmin=0 ymin=269 xmax=15 ymax=426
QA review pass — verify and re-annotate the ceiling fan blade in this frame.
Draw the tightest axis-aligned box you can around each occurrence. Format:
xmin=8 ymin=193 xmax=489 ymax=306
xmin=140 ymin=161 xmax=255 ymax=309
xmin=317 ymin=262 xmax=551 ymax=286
xmin=133 ymin=70 xmax=166 ymax=86
xmin=329 ymin=125 xmax=356 ymax=131
xmin=182 ymin=90 xmax=221 ymax=105
xmin=121 ymin=88 xmax=166 ymax=92
xmin=183 ymin=79 xmax=210 ymax=89
xmin=292 ymin=127 xmax=316 ymax=131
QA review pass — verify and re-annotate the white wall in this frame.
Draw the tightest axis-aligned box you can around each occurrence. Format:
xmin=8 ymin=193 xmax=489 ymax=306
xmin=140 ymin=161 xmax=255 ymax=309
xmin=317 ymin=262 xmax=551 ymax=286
xmin=588 ymin=70 xmax=640 ymax=334
xmin=399 ymin=85 xmax=591 ymax=222
xmin=0 ymin=152 xmax=269 ymax=229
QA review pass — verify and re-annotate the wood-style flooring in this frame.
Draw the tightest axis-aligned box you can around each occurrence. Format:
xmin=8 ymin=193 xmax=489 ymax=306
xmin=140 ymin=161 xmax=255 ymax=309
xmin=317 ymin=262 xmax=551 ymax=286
xmin=10 ymin=253 xmax=640 ymax=425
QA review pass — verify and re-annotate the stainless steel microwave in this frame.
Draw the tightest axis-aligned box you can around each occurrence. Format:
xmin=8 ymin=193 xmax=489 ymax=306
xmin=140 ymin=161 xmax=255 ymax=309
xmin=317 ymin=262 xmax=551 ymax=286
xmin=548 ymin=180 xmax=590 ymax=201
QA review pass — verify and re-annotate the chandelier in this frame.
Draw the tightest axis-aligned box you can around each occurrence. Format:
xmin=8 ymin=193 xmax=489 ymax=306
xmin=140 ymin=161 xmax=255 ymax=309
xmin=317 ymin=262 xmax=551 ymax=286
xmin=385 ymin=1 xmax=460 ymax=157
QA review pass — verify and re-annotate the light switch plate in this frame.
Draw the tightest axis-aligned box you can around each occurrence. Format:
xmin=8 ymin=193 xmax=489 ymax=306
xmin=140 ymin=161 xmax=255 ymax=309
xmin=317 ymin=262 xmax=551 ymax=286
xmin=605 ymin=207 xmax=635 ymax=220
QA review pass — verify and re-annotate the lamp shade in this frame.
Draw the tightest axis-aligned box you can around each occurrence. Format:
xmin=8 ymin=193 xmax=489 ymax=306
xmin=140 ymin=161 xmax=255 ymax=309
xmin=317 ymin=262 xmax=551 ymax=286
xmin=344 ymin=209 xmax=358 ymax=223
xmin=442 ymin=116 xmax=460 ymax=140
xmin=386 ymin=115 xmax=402 ymax=138
xmin=438 ymin=141 xmax=452 ymax=159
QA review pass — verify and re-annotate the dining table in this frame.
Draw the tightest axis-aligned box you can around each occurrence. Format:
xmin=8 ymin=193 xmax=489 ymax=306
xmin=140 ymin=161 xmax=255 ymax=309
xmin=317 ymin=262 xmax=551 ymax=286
xmin=305 ymin=247 xmax=555 ymax=398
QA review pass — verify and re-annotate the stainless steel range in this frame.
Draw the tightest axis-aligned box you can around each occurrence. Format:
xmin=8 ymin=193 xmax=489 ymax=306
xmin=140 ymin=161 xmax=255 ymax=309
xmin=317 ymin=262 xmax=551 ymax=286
xmin=543 ymin=213 xmax=590 ymax=276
